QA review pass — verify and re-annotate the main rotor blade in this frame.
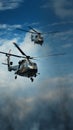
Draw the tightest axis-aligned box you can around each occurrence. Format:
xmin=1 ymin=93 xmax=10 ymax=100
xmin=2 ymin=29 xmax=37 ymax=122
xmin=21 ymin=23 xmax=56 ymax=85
xmin=33 ymin=52 xmax=66 ymax=58
xmin=13 ymin=42 xmax=27 ymax=57
xmin=28 ymin=26 xmax=60 ymax=35
xmin=16 ymin=28 xmax=35 ymax=34
xmin=28 ymin=26 xmax=40 ymax=34
xmin=0 ymin=51 xmax=26 ymax=58
xmin=13 ymin=42 xmax=34 ymax=60
xmin=44 ymin=31 xmax=60 ymax=35
xmin=17 ymin=27 xmax=60 ymax=36
xmin=38 ymin=30 xmax=60 ymax=35
xmin=0 ymin=51 xmax=66 ymax=61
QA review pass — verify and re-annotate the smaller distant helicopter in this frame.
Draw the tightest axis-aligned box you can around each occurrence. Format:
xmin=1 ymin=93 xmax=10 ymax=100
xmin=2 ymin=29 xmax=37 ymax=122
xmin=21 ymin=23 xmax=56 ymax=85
xmin=29 ymin=26 xmax=44 ymax=45
xmin=16 ymin=26 xmax=59 ymax=46
xmin=16 ymin=26 xmax=44 ymax=45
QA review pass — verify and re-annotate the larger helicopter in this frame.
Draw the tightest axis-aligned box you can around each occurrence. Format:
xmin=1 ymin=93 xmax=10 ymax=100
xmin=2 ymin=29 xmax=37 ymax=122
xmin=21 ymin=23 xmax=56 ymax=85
xmin=0 ymin=42 xmax=38 ymax=82
xmin=0 ymin=42 xmax=65 ymax=82
xmin=16 ymin=26 xmax=59 ymax=46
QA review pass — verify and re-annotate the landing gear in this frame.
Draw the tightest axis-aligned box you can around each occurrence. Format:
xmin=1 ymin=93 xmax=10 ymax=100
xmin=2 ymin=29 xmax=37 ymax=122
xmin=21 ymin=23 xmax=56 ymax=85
xmin=30 ymin=77 xmax=34 ymax=82
xmin=10 ymin=61 xmax=13 ymax=65
xmin=34 ymin=74 xmax=36 ymax=77
xmin=15 ymin=75 xmax=17 ymax=79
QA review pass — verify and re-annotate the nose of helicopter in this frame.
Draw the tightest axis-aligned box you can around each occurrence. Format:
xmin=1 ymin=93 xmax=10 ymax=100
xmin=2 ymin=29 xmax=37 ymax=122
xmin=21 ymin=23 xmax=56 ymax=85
xmin=33 ymin=63 xmax=37 ymax=69
xmin=28 ymin=63 xmax=37 ymax=69
xmin=27 ymin=63 xmax=38 ymax=77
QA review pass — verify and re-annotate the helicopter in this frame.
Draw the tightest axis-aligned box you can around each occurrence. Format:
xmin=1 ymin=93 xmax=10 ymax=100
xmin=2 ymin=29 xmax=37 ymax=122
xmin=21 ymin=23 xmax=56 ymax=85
xmin=0 ymin=42 xmax=38 ymax=82
xmin=0 ymin=42 xmax=65 ymax=82
xmin=16 ymin=26 xmax=59 ymax=46
xmin=16 ymin=26 xmax=44 ymax=45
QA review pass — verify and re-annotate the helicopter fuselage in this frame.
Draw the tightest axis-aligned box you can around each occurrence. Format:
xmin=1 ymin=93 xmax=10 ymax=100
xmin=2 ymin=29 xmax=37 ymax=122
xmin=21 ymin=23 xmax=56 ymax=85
xmin=31 ymin=34 xmax=43 ymax=45
xmin=9 ymin=59 xmax=38 ymax=79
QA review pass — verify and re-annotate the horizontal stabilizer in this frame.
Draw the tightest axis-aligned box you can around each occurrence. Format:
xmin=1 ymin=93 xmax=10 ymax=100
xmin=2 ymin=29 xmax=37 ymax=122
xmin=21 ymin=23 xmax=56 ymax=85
xmin=2 ymin=63 xmax=8 ymax=65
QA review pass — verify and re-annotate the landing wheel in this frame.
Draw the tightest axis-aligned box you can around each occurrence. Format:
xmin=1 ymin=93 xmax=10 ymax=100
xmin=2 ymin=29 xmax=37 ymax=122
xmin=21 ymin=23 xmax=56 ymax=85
xmin=34 ymin=74 xmax=36 ymax=77
xmin=15 ymin=75 xmax=17 ymax=79
xmin=30 ymin=77 xmax=34 ymax=82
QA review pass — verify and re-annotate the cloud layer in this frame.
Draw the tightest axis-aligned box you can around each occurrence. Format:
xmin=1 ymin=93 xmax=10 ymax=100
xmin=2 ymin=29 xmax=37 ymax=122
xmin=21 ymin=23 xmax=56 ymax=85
xmin=0 ymin=0 xmax=23 ymax=10
xmin=0 ymin=75 xmax=73 ymax=130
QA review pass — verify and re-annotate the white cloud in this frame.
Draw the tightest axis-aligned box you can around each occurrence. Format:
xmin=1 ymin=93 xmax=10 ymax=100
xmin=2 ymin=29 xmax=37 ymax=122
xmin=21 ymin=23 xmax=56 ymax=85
xmin=37 ymin=74 xmax=73 ymax=101
xmin=0 ymin=24 xmax=22 ymax=29
xmin=0 ymin=0 xmax=23 ymax=10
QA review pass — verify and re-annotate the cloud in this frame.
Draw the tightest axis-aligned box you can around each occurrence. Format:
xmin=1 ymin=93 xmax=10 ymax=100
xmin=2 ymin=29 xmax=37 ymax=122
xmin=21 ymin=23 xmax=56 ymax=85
xmin=0 ymin=24 xmax=22 ymax=30
xmin=0 ymin=74 xmax=73 ymax=129
xmin=0 ymin=0 xmax=24 ymax=11
xmin=41 ymin=0 xmax=73 ymax=19
xmin=52 ymin=0 xmax=73 ymax=18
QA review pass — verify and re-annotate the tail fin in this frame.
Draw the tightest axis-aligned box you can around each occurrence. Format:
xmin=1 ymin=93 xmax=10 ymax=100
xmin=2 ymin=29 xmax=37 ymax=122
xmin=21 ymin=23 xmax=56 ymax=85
xmin=2 ymin=63 xmax=8 ymax=65
xmin=2 ymin=54 xmax=11 ymax=71
xmin=7 ymin=49 xmax=12 ymax=71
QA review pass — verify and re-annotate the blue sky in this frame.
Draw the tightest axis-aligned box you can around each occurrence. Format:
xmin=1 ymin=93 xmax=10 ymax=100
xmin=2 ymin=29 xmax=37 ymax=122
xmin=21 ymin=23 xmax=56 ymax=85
xmin=0 ymin=0 xmax=73 ymax=129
